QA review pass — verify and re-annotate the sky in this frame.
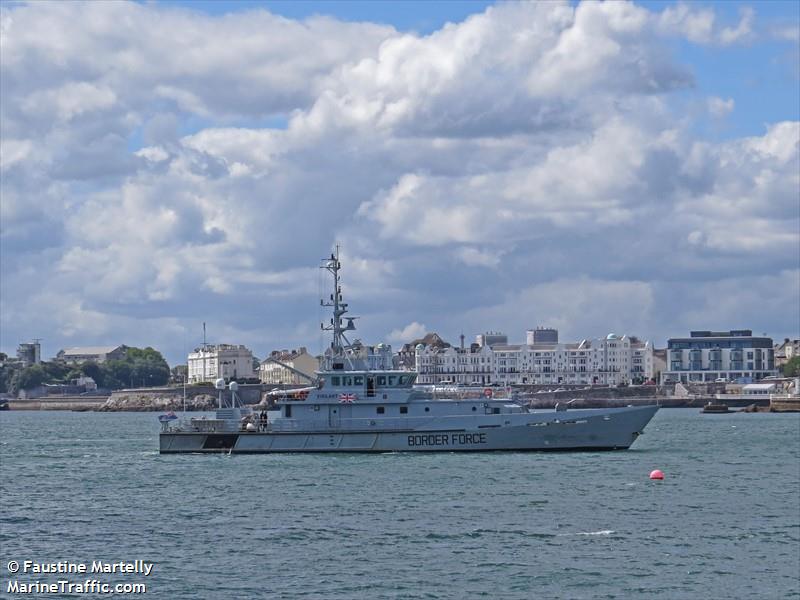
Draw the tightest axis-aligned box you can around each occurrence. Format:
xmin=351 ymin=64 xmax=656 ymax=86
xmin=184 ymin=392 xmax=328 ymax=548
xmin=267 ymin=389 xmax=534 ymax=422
xmin=1 ymin=0 xmax=798 ymax=365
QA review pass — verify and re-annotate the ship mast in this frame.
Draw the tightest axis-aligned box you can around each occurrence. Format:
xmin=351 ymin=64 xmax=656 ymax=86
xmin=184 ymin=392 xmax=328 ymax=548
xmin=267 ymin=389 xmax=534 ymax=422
xmin=321 ymin=245 xmax=357 ymax=367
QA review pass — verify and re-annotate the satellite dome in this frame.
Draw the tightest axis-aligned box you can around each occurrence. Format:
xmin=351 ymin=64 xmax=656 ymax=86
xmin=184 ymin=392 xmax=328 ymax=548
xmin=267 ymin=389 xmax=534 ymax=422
xmin=214 ymin=378 xmax=226 ymax=390
xmin=229 ymin=381 xmax=239 ymax=392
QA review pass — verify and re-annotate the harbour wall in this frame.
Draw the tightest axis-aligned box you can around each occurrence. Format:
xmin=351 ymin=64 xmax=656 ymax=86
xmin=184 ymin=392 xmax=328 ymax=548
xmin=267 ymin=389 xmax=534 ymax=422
xmin=7 ymin=383 xmax=302 ymax=411
xmin=8 ymin=396 xmax=109 ymax=411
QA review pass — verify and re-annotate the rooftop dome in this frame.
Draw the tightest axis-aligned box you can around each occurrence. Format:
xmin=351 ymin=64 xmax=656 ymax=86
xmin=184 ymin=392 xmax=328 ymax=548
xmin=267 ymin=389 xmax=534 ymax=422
xmin=606 ymin=333 xmax=619 ymax=340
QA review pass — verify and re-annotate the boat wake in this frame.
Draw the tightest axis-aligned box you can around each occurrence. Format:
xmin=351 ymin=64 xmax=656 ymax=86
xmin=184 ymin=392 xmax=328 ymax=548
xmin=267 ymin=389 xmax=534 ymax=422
xmin=559 ymin=529 xmax=616 ymax=536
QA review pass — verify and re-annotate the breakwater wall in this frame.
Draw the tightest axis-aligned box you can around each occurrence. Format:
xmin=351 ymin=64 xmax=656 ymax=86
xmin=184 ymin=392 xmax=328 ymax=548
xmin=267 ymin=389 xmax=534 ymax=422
xmin=518 ymin=385 xmax=661 ymax=403
xmin=9 ymin=396 xmax=110 ymax=411
xmin=98 ymin=383 xmax=309 ymax=411
xmin=6 ymin=383 xmax=304 ymax=411
xmin=100 ymin=383 xmax=273 ymax=411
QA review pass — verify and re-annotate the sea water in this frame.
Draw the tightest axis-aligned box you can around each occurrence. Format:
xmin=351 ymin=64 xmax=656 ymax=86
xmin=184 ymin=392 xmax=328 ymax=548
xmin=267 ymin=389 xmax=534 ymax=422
xmin=1 ymin=409 xmax=798 ymax=599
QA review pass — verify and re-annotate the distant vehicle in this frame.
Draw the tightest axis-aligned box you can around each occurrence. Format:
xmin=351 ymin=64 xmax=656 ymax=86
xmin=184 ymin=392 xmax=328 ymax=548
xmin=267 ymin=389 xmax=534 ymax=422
xmin=715 ymin=378 xmax=728 ymax=383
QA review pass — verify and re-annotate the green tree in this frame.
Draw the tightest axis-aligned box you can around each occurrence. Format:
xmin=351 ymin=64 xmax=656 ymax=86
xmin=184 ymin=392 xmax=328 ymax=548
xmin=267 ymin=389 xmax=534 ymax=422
xmin=102 ymin=360 xmax=133 ymax=390
xmin=9 ymin=364 xmax=47 ymax=394
xmin=65 ymin=369 xmax=84 ymax=381
xmin=79 ymin=361 xmax=105 ymax=387
xmin=782 ymin=356 xmax=800 ymax=378
xmin=40 ymin=361 xmax=71 ymax=383
xmin=0 ymin=363 xmax=20 ymax=393
xmin=98 ymin=347 xmax=170 ymax=389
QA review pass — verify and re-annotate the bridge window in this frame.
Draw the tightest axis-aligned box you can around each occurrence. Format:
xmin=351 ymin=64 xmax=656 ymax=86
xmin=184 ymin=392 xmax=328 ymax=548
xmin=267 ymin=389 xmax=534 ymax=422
xmin=424 ymin=407 xmax=430 ymax=412
xmin=376 ymin=406 xmax=385 ymax=414
xmin=343 ymin=377 xmax=352 ymax=386
xmin=354 ymin=376 xmax=364 ymax=385
xmin=331 ymin=376 xmax=340 ymax=386
xmin=398 ymin=376 xmax=407 ymax=385
xmin=400 ymin=406 xmax=408 ymax=414
xmin=377 ymin=375 xmax=386 ymax=386
xmin=388 ymin=376 xmax=397 ymax=386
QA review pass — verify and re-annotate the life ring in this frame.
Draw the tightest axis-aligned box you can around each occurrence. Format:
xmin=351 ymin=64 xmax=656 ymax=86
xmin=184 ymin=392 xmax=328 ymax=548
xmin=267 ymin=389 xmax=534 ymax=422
xmin=483 ymin=388 xmax=493 ymax=398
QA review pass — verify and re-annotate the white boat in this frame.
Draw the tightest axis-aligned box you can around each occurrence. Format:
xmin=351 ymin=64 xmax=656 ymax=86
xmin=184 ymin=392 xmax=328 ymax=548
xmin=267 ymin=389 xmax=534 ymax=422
xmin=159 ymin=250 xmax=658 ymax=453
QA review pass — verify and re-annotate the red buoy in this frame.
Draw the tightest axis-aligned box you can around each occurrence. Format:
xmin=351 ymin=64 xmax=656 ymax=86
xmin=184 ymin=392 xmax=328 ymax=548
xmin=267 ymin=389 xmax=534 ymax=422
xmin=649 ymin=469 xmax=664 ymax=480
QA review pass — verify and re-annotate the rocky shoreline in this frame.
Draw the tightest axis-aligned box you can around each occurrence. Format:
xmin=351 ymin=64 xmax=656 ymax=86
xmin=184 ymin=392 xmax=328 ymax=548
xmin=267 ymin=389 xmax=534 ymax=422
xmin=97 ymin=392 xmax=218 ymax=412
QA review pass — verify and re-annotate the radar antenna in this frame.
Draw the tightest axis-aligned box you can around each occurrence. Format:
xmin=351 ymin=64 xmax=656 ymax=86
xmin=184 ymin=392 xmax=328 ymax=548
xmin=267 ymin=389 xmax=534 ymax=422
xmin=320 ymin=245 xmax=357 ymax=368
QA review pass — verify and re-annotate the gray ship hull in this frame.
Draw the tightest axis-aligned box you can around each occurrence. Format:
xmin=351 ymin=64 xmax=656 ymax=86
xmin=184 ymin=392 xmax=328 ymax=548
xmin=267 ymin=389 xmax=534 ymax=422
xmin=159 ymin=405 xmax=658 ymax=454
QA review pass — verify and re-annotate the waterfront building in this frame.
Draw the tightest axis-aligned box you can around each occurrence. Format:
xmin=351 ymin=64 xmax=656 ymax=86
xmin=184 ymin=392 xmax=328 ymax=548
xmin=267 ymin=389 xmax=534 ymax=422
xmin=774 ymin=339 xmax=800 ymax=369
xmin=660 ymin=330 xmax=776 ymax=384
xmin=415 ymin=343 xmax=494 ymax=385
xmin=187 ymin=344 xmax=255 ymax=383
xmin=397 ymin=333 xmax=450 ymax=369
xmin=16 ymin=340 xmax=41 ymax=366
xmin=57 ymin=345 xmax=127 ymax=364
xmin=476 ymin=332 xmax=508 ymax=347
xmin=259 ymin=347 xmax=320 ymax=385
xmin=334 ymin=340 xmax=396 ymax=370
xmin=526 ymin=327 xmax=559 ymax=344
xmin=652 ymin=348 xmax=667 ymax=382
xmin=416 ymin=333 xmax=653 ymax=386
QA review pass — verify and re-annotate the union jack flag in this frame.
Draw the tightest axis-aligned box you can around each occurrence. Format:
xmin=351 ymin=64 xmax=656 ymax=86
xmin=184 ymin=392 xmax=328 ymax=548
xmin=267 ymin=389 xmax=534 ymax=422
xmin=338 ymin=393 xmax=356 ymax=403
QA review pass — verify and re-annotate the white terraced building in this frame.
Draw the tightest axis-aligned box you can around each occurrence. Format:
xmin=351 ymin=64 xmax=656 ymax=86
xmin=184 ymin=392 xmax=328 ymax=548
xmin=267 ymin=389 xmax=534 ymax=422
xmin=259 ymin=347 xmax=320 ymax=385
xmin=187 ymin=344 xmax=255 ymax=383
xmin=415 ymin=334 xmax=653 ymax=386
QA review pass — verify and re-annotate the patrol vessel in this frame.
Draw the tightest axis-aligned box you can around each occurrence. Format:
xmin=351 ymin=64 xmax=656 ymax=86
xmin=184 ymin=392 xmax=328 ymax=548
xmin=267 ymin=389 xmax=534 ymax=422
xmin=159 ymin=251 xmax=658 ymax=453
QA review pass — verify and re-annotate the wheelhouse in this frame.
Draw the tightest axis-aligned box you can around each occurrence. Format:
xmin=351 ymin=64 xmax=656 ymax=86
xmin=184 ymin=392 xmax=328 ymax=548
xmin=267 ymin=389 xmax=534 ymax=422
xmin=320 ymin=370 xmax=417 ymax=397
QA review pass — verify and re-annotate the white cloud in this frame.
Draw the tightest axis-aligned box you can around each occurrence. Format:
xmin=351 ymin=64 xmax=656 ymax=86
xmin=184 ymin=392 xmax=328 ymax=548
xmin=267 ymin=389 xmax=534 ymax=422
xmin=657 ymin=3 xmax=754 ymax=45
xmin=718 ymin=7 xmax=754 ymax=45
xmin=707 ymin=96 xmax=735 ymax=118
xmin=0 ymin=1 xmax=797 ymax=363
xmin=454 ymin=247 xmax=503 ymax=268
xmin=387 ymin=322 xmax=428 ymax=345
xmin=463 ymin=278 xmax=657 ymax=343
